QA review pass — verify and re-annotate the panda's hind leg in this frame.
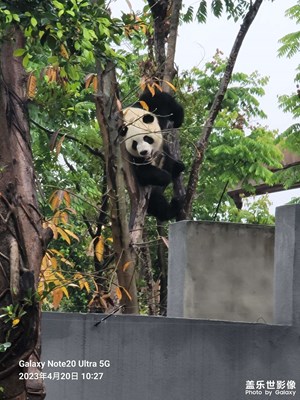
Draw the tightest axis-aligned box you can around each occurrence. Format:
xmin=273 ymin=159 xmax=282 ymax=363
xmin=148 ymin=187 xmax=183 ymax=221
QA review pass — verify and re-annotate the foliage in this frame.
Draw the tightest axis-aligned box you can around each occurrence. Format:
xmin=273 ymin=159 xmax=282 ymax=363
xmin=0 ymin=304 xmax=27 ymax=330
xmin=277 ymin=1 xmax=300 ymax=188
xmin=221 ymin=195 xmax=275 ymax=225
xmin=0 ymin=0 xmax=285 ymax=314
xmin=179 ymin=51 xmax=282 ymax=220
xmin=182 ymin=0 xmax=257 ymax=23
xmin=0 ymin=342 xmax=11 ymax=353
xmin=278 ymin=1 xmax=300 ymax=58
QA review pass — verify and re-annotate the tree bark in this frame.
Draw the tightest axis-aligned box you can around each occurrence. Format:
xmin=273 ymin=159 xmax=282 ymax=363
xmin=181 ymin=0 xmax=264 ymax=219
xmin=95 ymin=62 xmax=139 ymax=314
xmin=148 ymin=0 xmax=169 ymax=80
xmin=162 ymin=0 xmax=182 ymax=90
xmin=0 ymin=26 xmax=47 ymax=399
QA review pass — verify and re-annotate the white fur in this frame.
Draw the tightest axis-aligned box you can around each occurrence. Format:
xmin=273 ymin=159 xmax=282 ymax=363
xmin=122 ymin=107 xmax=163 ymax=160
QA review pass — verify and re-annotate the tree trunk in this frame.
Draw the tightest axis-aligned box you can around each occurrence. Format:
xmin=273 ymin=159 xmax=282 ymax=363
xmin=0 ymin=26 xmax=47 ymax=399
xmin=95 ymin=61 xmax=139 ymax=314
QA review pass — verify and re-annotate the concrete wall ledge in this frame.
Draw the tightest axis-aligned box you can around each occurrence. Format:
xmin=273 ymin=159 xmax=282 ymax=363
xmin=42 ymin=312 xmax=300 ymax=400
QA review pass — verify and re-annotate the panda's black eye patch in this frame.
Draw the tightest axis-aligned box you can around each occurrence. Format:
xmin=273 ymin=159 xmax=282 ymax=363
xmin=119 ymin=125 xmax=128 ymax=136
xmin=142 ymin=114 xmax=155 ymax=124
xmin=143 ymin=135 xmax=154 ymax=144
xmin=132 ymin=140 xmax=138 ymax=151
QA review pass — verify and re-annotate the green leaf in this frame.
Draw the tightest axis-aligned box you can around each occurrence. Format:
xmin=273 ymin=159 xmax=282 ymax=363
xmin=53 ymin=0 xmax=64 ymax=9
xmin=23 ymin=53 xmax=30 ymax=68
xmin=0 ymin=342 xmax=11 ymax=352
xmin=13 ymin=48 xmax=26 ymax=57
xmin=196 ymin=0 xmax=207 ymax=23
xmin=30 ymin=16 xmax=38 ymax=27
xmin=212 ymin=0 xmax=223 ymax=18
xmin=48 ymin=56 xmax=59 ymax=64
xmin=12 ymin=14 xmax=20 ymax=22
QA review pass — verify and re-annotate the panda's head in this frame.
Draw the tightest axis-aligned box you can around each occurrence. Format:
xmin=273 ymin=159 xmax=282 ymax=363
xmin=119 ymin=107 xmax=163 ymax=160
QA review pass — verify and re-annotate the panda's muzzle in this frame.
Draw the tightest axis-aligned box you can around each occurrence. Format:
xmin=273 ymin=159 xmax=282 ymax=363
xmin=140 ymin=150 xmax=150 ymax=157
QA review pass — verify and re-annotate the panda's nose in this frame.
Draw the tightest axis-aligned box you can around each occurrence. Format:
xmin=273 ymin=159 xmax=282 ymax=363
xmin=140 ymin=150 xmax=148 ymax=156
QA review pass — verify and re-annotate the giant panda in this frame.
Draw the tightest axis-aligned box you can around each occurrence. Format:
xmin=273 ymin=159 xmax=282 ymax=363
xmin=118 ymin=88 xmax=185 ymax=221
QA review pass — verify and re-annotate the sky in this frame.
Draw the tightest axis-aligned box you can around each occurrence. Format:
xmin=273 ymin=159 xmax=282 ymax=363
xmin=111 ymin=0 xmax=300 ymax=214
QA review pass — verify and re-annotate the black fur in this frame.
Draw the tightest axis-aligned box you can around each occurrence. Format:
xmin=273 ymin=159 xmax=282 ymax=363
xmin=135 ymin=88 xmax=184 ymax=130
xmin=123 ymin=89 xmax=185 ymax=221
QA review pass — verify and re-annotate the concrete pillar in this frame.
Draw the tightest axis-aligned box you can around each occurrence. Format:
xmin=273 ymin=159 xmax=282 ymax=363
xmin=167 ymin=220 xmax=274 ymax=322
xmin=274 ymin=204 xmax=300 ymax=326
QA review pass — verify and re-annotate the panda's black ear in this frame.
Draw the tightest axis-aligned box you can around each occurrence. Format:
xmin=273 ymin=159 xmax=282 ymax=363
xmin=118 ymin=125 xmax=128 ymax=137
xmin=138 ymin=89 xmax=184 ymax=129
xmin=142 ymin=114 xmax=155 ymax=124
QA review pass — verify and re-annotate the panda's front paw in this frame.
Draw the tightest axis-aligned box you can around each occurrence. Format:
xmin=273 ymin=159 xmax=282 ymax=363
xmin=172 ymin=160 xmax=185 ymax=178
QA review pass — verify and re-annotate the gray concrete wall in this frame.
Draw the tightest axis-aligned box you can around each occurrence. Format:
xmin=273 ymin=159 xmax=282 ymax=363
xmin=168 ymin=221 xmax=274 ymax=322
xmin=41 ymin=313 xmax=300 ymax=400
xmin=39 ymin=205 xmax=300 ymax=399
xmin=274 ymin=205 xmax=300 ymax=325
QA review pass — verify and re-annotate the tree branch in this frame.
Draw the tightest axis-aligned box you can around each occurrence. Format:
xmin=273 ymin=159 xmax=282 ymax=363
xmin=147 ymin=0 xmax=168 ymax=79
xmin=95 ymin=61 xmax=139 ymax=314
xmin=162 ymin=0 xmax=183 ymax=90
xmin=30 ymin=119 xmax=104 ymax=160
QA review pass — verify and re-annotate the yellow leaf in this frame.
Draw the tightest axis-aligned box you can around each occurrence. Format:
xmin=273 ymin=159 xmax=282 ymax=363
xmin=141 ymin=23 xmax=148 ymax=35
xmin=41 ymin=255 xmax=48 ymax=271
xmin=12 ymin=318 xmax=20 ymax=327
xmin=60 ymin=257 xmax=74 ymax=267
xmin=121 ymin=286 xmax=132 ymax=301
xmin=84 ymin=73 xmax=94 ymax=89
xmin=49 ymin=248 xmax=64 ymax=257
xmin=123 ymin=261 xmax=132 ymax=272
xmin=48 ymin=67 xmax=57 ymax=83
xmin=57 ymin=227 xmax=71 ymax=244
xmin=74 ymin=273 xmax=84 ymax=290
xmin=63 ymin=229 xmax=79 ymax=242
xmin=52 ymin=211 xmax=61 ymax=225
xmin=91 ymin=277 xmax=98 ymax=291
xmin=147 ymin=84 xmax=155 ymax=96
xmin=124 ymin=25 xmax=130 ymax=37
xmin=163 ymin=80 xmax=177 ymax=92
xmin=65 ymin=207 xmax=76 ymax=215
xmin=60 ymin=44 xmax=69 ymax=59
xmin=63 ymin=191 xmax=71 ymax=208
xmin=55 ymin=134 xmax=65 ymax=156
xmin=50 ymin=257 xmax=58 ymax=269
xmin=95 ymin=236 xmax=104 ymax=262
xmin=27 ymin=73 xmax=37 ymax=99
xmin=49 ymin=190 xmax=64 ymax=211
xmin=92 ymin=76 xmax=98 ymax=93
xmin=84 ymin=280 xmax=90 ymax=293
xmin=139 ymin=100 xmax=149 ymax=111
xmin=153 ymin=82 xmax=162 ymax=92
xmin=59 ymin=211 xmax=69 ymax=225
xmin=61 ymin=286 xmax=69 ymax=299
xmin=116 ymin=287 xmax=122 ymax=300
xmin=161 ymin=236 xmax=169 ymax=248
xmin=46 ymin=222 xmax=58 ymax=239
xmin=87 ymin=237 xmax=97 ymax=257
xmin=37 ymin=281 xmax=45 ymax=297
xmin=68 ymin=283 xmax=79 ymax=288
xmin=52 ymin=288 xmax=63 ymax=309
xmin=54 ymin=271 xmax=65 ymax=281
